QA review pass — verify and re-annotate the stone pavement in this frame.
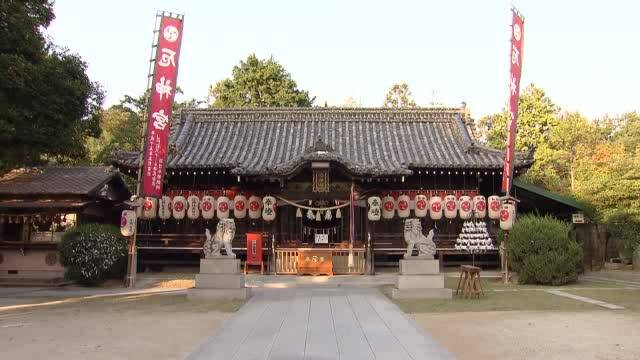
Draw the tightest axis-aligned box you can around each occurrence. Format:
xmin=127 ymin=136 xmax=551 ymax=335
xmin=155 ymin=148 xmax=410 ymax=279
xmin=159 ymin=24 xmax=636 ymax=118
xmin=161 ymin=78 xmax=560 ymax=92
xmin=186 ymin=287 xmax=452 ymax=360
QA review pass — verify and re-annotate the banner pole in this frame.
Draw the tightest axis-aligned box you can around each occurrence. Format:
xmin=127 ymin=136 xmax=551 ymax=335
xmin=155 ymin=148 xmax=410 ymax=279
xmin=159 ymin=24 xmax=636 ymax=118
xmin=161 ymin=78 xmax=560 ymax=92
xmin=501 ymin=5 xmax=524 ymax=284
xmin=125 ymin=13 xmax=162 ymax=288
xmin=125 ymin=12 xmax=184 ymax=287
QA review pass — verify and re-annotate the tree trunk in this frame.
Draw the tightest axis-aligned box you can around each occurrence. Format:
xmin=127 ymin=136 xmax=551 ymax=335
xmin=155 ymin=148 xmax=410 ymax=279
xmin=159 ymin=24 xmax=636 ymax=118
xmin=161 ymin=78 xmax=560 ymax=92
xmin=570 ymin=165 xmax=576 ymax=192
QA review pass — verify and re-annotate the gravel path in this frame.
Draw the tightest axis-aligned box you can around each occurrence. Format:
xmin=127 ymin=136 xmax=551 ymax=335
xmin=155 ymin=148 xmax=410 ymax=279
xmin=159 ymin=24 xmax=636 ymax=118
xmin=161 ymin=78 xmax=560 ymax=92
xmin=415 ymin=311 xmax=640 ymax=360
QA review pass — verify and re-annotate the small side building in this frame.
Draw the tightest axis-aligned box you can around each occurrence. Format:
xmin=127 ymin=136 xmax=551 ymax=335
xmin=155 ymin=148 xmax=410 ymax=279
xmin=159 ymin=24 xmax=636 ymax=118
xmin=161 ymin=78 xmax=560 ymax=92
xmin=0 ymin=167 xmax=131 ymax=282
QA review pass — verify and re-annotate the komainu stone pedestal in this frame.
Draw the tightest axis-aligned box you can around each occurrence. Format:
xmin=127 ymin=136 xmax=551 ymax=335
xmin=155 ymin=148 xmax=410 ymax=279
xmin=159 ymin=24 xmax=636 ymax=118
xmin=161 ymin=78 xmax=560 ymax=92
xmin=188 ymin=258 xmax=250 ymax=300
xmin=392 ymin=258 xmax=452 ymax=299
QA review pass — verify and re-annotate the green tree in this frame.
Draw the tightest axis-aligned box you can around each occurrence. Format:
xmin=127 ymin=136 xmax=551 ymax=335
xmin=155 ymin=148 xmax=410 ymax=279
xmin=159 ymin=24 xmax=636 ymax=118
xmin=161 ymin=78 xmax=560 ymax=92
xmin=574 ymin=141 xmax=640 ymax=223
xmin=87 ymin=105 xmax=141 ymax=165
xmin=0 ymin=0 xmax=104 ymax=173
xmin=87 ymin=89 xmax=205 ymax=166
xmin=476 ymin=84 xmax=559 ymax=152
xmin=611 ymin=112 xmax=640 ymax=154
xmin=209 ymin=54 xmax=314 ymax=108
xmin=524 ymin=112 xmax=602 ymax=193
xmin=120 ymin=88 xmax=204 ymax=115
xmin=383 ymin=83 xmax=417 ymax=108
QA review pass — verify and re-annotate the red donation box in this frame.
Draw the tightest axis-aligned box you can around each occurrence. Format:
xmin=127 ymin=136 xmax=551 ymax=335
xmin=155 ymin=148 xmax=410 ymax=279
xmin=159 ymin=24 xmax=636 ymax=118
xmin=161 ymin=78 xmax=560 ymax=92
xmin=245 ymin=233 xmax=264 ymax=274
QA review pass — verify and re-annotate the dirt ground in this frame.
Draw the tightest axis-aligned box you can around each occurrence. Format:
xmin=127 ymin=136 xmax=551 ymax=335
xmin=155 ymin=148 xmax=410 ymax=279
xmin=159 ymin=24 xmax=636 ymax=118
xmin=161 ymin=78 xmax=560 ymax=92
xmin=415 ymin=311 xmax=640 ymax=360
xmin=0 ymin=293 xmax=234 ymax=360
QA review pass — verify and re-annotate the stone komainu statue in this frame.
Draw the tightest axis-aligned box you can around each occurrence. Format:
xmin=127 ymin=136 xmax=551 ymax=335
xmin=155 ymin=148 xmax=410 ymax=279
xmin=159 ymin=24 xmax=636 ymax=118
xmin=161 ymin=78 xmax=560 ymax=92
xmin=404 ymin=218 xmax=437 ymax=259
xmin=203 ymin=219 xmax=236 ymax=258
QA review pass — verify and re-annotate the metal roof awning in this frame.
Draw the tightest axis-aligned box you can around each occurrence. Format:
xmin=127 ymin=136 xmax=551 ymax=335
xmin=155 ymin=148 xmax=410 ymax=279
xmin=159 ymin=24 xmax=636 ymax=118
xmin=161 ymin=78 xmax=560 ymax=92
xmin=513 ymin=179 xmax=584 ymax=221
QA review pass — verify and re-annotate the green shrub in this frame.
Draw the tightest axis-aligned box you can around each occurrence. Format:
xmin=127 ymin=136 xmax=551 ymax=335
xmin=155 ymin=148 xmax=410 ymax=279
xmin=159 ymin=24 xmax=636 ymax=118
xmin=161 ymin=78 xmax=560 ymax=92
xmin=606 ymin=211 xmax=640 ymax=260
xmin=500 ymin=214 xmax=583 ymax=286
xmin=59 ymin=223 xmax=128 ymax=286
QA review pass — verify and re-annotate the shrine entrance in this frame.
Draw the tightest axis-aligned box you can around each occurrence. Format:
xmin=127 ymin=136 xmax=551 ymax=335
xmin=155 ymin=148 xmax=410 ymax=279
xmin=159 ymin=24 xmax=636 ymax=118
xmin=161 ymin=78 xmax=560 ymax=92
xmin=273 ymin=196 xmax=367 ymax=275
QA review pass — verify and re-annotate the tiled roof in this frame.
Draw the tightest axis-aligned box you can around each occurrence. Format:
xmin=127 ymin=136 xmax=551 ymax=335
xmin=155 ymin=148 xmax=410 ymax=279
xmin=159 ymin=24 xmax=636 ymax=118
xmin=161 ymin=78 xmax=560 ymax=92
xmin=114 ymin=108 xmax=533 ymax=176
xmin=0 ymin=167 xmax=120 ymax=196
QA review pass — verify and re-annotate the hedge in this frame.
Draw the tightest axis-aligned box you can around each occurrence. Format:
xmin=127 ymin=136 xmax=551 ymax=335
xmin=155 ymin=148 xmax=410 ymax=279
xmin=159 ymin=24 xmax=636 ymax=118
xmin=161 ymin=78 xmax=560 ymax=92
xmin=500 ymin=214 xmax=583 ymax=285
xmin=606 ymin=210 xmax=640 ymax=260
xmin=59 ymin=223 xmax=128 ymax=286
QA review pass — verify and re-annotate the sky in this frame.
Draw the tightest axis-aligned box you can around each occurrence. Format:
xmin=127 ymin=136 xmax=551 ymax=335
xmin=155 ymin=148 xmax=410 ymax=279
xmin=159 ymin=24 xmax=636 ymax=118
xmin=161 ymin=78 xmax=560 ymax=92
xmin=47 ymin=0 xmax=639 ymax=119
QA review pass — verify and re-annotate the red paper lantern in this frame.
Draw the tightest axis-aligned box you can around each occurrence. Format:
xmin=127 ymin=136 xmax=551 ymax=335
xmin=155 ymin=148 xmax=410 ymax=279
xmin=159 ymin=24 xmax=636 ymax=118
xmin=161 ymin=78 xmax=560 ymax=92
xmin=233 ymin=194 xmax=247 ymax=219
xmin=248 ymin=195 xmax=262 ymax=219
xmin=488 ymin=195 xmax=501 ymax=220
xmin=414 ymin=194 xmax=428 ymax=218
xmin=429 ymin=196 xmax=443 ymax=220
xmin=172 ymin=196 xmax=186 ymax=220
xmin=382 ymin=195 xmax=395 ymax=219
xmin=397 ymin=194 xmax=410 ymax=218
xmin=217 ymin=196 xmax=230 ymax=219
xmin=473 ymin=195 xmax=487 ymax=219
xmin=500 ymin=203 xmax=516 ymax=230
xmin=444 ymin=194 xmax=457 ymax=219
xmin=459 ymin=195 xmax=473 ymax=220
xmin=201 ymin=195 xmax=215 ymax=220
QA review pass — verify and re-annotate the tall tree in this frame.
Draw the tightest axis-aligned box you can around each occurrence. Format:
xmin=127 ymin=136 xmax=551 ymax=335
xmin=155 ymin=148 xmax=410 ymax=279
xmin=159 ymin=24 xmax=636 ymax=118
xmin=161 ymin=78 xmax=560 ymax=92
xmin=120 ymin=87 xmax=204 ymax=115
xmin=87 ymin=89 xmax=205 ymax=166
xmin=209 ymin=54 xmax=314 ymax=108
xmin=383 ymin=83 xmax=417 ymax=108
xmin=524 ymin=112 xmax=602 ymax=193
xmin=611 ymin=112 xmax=640 ymax=154
xmin=86 ymin=105 xmax=141 ymax=165
xmin=0 ymin=0 xmax=104 ymax=173
xmin=574 ymin=143 xmax=640 ymax=222
xmin=476 ymin=84 xmax=559 ymax=152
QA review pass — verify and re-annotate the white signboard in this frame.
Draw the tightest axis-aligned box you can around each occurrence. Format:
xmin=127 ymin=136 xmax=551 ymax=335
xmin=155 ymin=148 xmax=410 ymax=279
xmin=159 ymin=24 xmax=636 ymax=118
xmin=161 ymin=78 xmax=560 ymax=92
xmin=572 ymin=213 xmax=585 ymax=224
xmin=314 ymin=234 xmax=329 ymax=244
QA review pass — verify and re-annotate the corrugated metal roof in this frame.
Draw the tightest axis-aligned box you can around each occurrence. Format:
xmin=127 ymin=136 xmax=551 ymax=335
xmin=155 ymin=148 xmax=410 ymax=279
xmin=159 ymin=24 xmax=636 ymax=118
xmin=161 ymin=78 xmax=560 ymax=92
xmin=115 ymin=108 xmax=533 ymax=176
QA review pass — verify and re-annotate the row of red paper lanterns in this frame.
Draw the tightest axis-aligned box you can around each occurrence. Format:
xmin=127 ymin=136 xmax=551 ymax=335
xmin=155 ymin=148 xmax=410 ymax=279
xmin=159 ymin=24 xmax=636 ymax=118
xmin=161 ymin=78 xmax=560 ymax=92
xmin=121 ymin=195 xmax=277 ymax=236
xmin=367 ymin=194 xmax=515 ymax=229
xmin=379 ymin=189 xmax=480 ymax=200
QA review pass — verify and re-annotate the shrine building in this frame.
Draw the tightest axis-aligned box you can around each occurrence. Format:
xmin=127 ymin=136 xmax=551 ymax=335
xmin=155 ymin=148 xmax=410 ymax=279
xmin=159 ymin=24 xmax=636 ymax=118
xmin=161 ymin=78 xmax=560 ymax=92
xmin=114 ymin=107 xmax=535 ymax=274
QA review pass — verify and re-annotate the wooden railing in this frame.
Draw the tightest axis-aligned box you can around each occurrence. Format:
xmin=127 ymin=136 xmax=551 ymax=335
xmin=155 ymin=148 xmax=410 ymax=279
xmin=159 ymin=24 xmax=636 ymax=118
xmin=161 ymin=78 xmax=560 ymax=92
xmin=332 ymin=249 xmax=366 ymax=274
xmin=275 ymin=248 xmax=366 ymax=275
xmin=275 ymin=249 xmax=298 ymax=274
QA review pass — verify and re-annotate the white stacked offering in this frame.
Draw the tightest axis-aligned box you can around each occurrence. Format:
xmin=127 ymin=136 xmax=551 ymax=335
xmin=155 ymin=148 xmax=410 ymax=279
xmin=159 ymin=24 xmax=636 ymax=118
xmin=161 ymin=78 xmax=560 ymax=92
xmin=454 ymin=221 xmax=496 ymax=254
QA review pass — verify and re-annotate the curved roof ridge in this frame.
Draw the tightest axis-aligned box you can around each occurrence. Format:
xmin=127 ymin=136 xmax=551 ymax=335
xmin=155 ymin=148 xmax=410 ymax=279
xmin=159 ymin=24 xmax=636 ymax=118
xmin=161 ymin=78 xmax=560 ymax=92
xmin=180 ymin=107 xmax=466 ymax=123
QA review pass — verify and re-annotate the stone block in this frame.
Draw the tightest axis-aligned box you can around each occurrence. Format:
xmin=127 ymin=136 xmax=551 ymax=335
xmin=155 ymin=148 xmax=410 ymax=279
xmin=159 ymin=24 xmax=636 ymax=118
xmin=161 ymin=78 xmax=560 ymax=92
xmin=187 ymin=288 xmax=251 ymax=300
xmin=196 ymin=274 xmax=245 ymax=289
xmin=399 ymin=259 xmax=440 ymax=275
xmin=199 ymin=258 xmax=241 ymax=274
xmin=396 ymin=274 xmax=444 ymax=289
xmin=391 ymin=288 xmax=453 ymax=299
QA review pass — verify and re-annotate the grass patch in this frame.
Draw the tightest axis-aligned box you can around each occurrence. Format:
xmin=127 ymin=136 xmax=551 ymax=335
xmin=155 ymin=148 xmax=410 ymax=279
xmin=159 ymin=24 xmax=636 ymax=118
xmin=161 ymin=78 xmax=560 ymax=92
xmin=567 ymin=289 xmax=640 ymax=312
xmin=100 ymin=293 xmax=245 ymax=313
xmin=381 ymin=285 xmax=601 ymax=313
xmin=0 ymin=292 xmax=245 ymax=315
xmin=443 ymin=276 xmax=624 ymax=291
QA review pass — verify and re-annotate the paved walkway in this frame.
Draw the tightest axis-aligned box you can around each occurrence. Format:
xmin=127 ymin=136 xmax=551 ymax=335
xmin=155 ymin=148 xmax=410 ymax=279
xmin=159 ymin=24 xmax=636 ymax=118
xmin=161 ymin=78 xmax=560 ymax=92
xmin=186 ymin=287 xmax=452 ymax=360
